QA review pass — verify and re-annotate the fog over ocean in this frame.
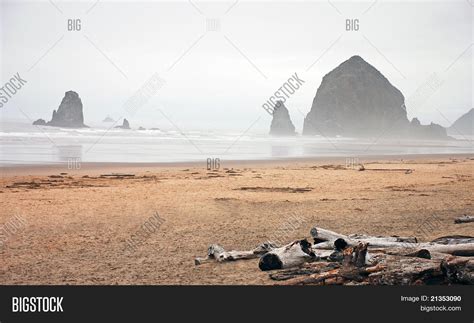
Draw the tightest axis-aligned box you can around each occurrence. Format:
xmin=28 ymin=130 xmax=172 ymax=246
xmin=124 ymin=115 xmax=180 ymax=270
xmin=0 ymin=121 xmax=471 ymax=166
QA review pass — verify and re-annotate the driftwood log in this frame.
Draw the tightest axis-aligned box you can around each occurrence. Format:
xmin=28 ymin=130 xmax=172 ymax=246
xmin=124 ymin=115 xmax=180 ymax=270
xmin=310 ymin=227 xmax=417 ymax=247
xmin=194 ymin=242 xmax=275 ymax=265
xmin=441 ymin=256 xmax=474 ymax=284
xmin=454 ymin=215 xmax=474 ymax=224
xmin=431 ymin=235 xmax=474 ymax=244
xmin=195 ymin=226 xmax=474 ymax=285
xmin=310 ymin=227 xmax=474 ymax=256
xmin=259 ymin=239 xmax=317 ymax=271
xmin=273 ymin=250 xmax=473 ymax=285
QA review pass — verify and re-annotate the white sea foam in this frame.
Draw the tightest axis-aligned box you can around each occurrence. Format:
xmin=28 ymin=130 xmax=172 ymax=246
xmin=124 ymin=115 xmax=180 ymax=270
xmin=0 ymin=121 xmax=472 ymax=166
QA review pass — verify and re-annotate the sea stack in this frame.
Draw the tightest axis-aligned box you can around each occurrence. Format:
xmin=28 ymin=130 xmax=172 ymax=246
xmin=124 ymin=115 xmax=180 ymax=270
xmin=448 ymin=108 xmax=473 ymax=136
xmin=115 ymin=118 xmax=131 ymax=129
xmin=33 ymin=91 xmax=87 ymax=128
xmin=269 ymin=101 xmax=296 ymax=136
xmin=32 ymin=119 xmax=47 ymax=126
xmin=303 ymin=55 xmax=448 ymax=139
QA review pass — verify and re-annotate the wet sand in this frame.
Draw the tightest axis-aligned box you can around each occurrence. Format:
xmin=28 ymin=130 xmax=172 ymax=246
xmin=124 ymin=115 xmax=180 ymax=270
xmin=0 ymin=154 xmax=473 ymax=284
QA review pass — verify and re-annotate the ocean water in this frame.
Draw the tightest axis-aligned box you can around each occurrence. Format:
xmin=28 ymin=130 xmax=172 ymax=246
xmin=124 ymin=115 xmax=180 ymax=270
xmin=0 ymin=121 xmax=472 ymax=166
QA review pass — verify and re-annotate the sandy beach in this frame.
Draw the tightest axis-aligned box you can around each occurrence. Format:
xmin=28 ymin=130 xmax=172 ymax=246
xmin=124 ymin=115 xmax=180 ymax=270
xmin=0 ymin=154 xmax=473 ymax=285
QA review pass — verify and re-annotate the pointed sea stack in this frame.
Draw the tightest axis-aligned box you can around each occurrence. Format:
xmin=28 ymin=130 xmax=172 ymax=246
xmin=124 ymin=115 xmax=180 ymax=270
xmin=33 ymin=91 xmax=87 ymax=128
xmin=48 ymin=91 xmax=86 ymax=127
xmin=269 ymin=101 xmax=296 ymax=136
xmin=115 ymin=118 xmax=131 ymax=129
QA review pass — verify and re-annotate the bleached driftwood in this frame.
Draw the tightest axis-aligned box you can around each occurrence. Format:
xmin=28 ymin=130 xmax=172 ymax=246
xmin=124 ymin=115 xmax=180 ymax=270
xmin=374 ymin=242 xmax=474 ymax=257
xmin=454 ymin=215 xmax=474 ymax=224
xmin=194 ymin=242 xmax=275 ymax=265
xmin=259 ymin=239 xmax=318 ymax=271
xmin=195 ymin=226 xmax=474 ymax=285
xmin=310 ymin=227 xmax=474 ymax=256
xmin=310 ymin=227 xmax=347 ymax=244
xmin=421 ymin=243 xmax=474 ymax=256
xmin=310 ymin=227 xmax=417 ymax=248
xmin=311 ymin=227 xmax=415 ymax=244
xmin=431 ymin=235 xmax=474 ymax=245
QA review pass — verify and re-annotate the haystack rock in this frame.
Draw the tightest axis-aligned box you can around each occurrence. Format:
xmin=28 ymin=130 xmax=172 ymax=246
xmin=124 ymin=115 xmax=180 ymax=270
xmin=33 ymin=91 xmax=87 ymax=128
xmin=303 ymin=55 xmax=448 ymax=139
xmin=115 ymin=118 xmax=131 ymax=129
xmin=269 ymin=101 xmax=296 ymax=136
xmin=448 ymin=108 xmax=473 ymax=136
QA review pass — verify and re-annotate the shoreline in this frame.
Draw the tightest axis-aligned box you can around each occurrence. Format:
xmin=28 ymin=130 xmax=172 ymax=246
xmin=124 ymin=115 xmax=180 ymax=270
xmin=2 ymin=153 xmax=473 ymax=176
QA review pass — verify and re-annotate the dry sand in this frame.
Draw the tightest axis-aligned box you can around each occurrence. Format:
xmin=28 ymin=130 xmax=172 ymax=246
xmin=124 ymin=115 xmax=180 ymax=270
xmin=0 ymin=154 xmax=473 ymax=285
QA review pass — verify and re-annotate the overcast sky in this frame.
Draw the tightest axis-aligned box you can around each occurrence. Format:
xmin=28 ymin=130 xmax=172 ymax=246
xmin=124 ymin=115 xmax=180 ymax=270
xmin=0 ymin=0 xmax=472 ymax=131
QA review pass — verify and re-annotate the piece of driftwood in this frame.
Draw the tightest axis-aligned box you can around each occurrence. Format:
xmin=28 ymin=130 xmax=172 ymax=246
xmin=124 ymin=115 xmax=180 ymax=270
xmin=194 ymin=240 xmax=331 ymax=267
xmin=422 ymin=243 xmax=474 ymax=256
xmin=275 ymin=251 xmax=472 ymax=285
xmin=366 ymin=242 xmax=474 ymax=257
xmin=273 ymin=239 xmax=474 ymax=285
xmin=343 ymin=243 xmax=369 ymax=267
xmin=431 ymin=235 xmax=474 ymax=245
xmin=441 ymin=256 xmax=474 ymax=284
xmin=195 ymin=226 xmax=474 ymax=285
xmin=100 ymin=173 xmax=135 ymax=177
xmin=310 ymin=227 xmax=474 ymax=256
xmin=361 ymin=168 xmax=413 ymax=172
xmin=194 ymin=242 xmax=275 ymax=265
xmin=259 ymin=239 xmax=318 ymax=271
xmin=356 ymin=165 xmax=413 ymax=174
xmin=279 ymin=268 xmax=348 ymax=285
xmin=279 ymin=243 xmax=376 ymax=285
xmin=349 ymin=233 xmax=417 ymax=244
xmin=378 ymin=248 xmax=432 ymax=259
xmin=366 ymin=254 xmax=446 ymax=285
xmin=454 ymin=215 xmax=474 ymax=224
xmin=310 ymin=227 xmax=417 ymax=246
xmin=269 ymin=262 xmax=340 ymax=281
